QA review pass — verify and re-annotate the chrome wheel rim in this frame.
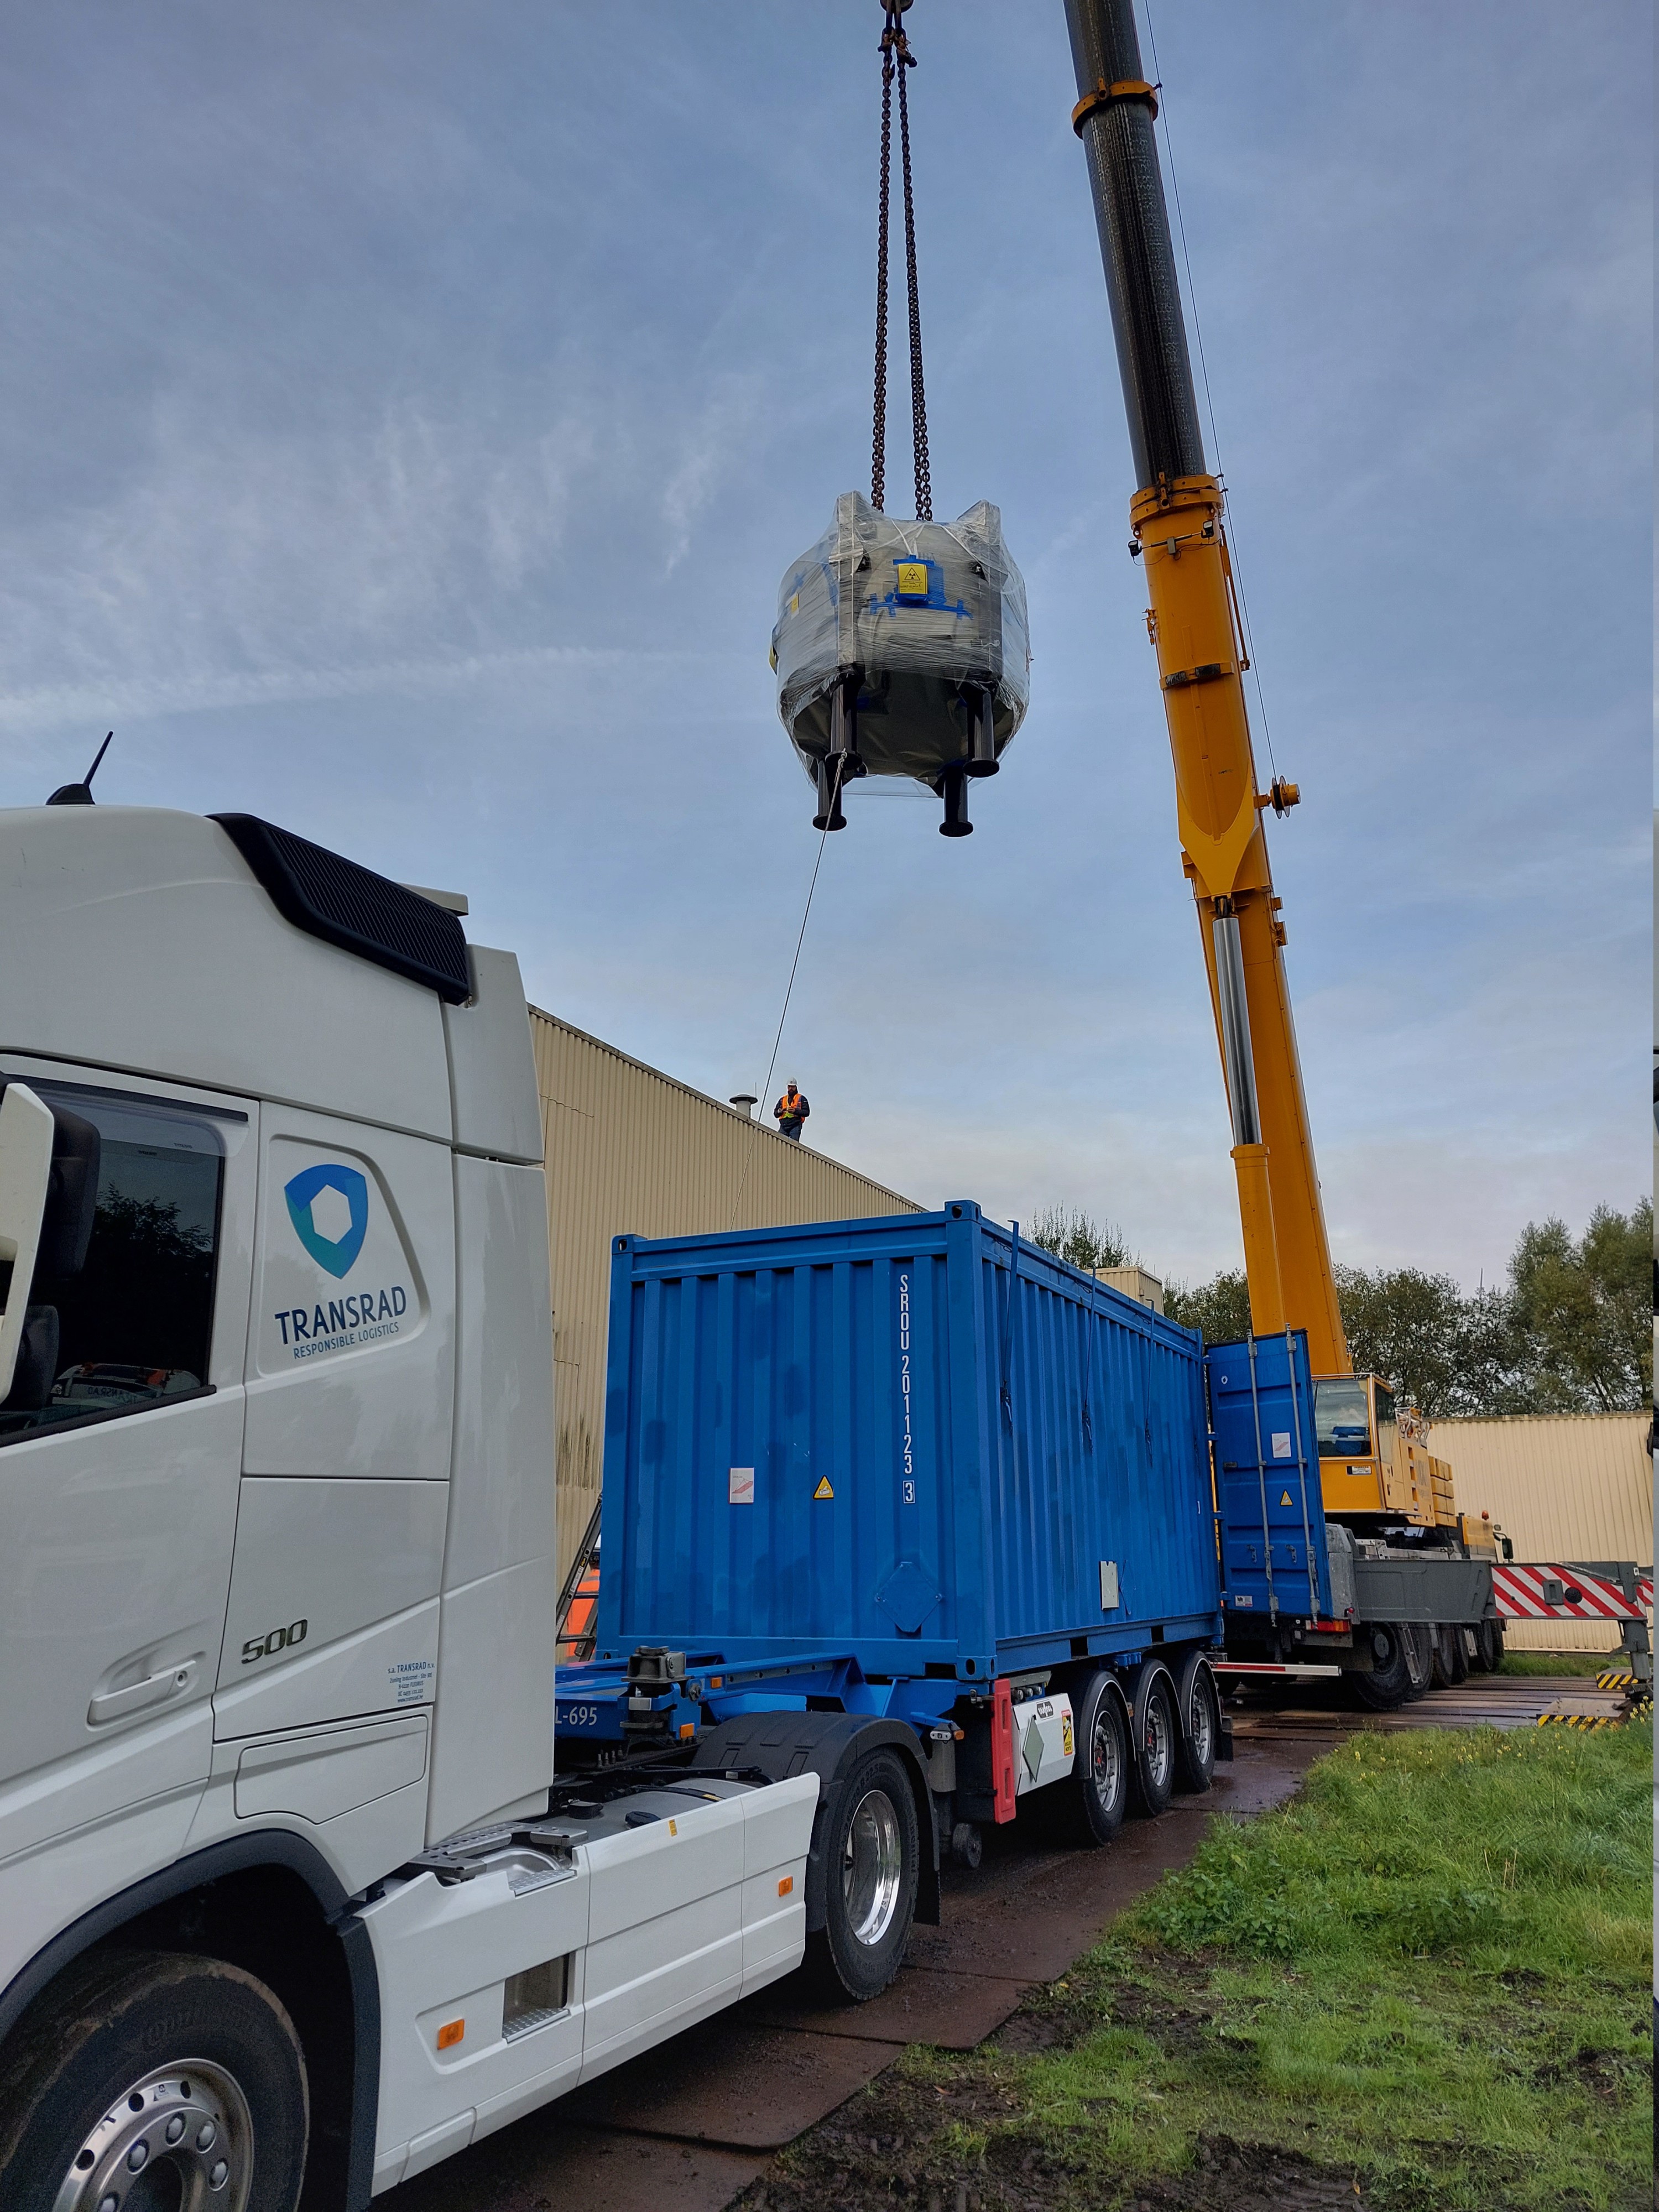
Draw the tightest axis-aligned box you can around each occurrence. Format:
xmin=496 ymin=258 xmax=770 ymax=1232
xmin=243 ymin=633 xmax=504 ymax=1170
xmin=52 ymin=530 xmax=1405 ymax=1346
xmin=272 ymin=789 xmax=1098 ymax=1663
xmin=1187 ymin=1672 xmax=1213 ymax=1764
xmin=842 ymin=1788 xmax=903 ymax=1947
xmin=1089 ymin=1705 xmax=1122 ymax=1812
xmin=1141 ymin=1687 xmax=1172 ymax=1786
xmin=54 ymin=2059 xmax=253 ymax=2212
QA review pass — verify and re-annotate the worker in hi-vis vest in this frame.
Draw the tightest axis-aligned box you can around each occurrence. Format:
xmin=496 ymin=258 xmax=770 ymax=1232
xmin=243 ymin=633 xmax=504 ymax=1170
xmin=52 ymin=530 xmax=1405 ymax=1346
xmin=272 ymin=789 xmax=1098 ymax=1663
xmin=774 ymin=1082 xmax=810 ymax=1141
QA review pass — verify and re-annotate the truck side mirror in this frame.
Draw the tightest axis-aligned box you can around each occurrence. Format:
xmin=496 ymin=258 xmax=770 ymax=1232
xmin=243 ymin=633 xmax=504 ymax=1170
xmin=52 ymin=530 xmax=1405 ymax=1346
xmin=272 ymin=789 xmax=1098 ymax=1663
xmin=37 ymin=1105 xmax=101 ymax=1279
xmin=0 ymin=1087 xmax=100 ymax=1406
xmin=0 ymin=1083 xmax=56 ymax=1404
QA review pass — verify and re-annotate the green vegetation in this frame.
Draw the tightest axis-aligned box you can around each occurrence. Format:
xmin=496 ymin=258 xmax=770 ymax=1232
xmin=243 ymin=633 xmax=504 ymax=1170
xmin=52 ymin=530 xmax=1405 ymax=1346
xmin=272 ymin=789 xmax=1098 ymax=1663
xmin=1034 ymin=1196 xmax=1653 ymax=1416
xmin=1498 ymin=1647 xmax=1626 ymax=1678
xmin=757 ymin=1723 xmax=1653 ymax=2211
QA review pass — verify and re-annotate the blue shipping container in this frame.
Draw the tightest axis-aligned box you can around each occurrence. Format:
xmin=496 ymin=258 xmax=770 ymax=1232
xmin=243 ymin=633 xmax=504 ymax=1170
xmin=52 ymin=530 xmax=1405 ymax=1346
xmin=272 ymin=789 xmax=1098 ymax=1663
xmin=594 ymin=1204 xmax=1224 ymax=1679
xmin=1207 ymin=1331 xmax=1331 ymax=1623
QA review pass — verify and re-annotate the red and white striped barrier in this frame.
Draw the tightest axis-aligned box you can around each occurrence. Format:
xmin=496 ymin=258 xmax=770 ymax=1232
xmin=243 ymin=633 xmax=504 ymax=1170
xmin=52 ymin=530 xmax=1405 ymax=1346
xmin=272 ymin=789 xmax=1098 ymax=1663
xmin=1492 ymin=1563 xmax=1650 ymax=1623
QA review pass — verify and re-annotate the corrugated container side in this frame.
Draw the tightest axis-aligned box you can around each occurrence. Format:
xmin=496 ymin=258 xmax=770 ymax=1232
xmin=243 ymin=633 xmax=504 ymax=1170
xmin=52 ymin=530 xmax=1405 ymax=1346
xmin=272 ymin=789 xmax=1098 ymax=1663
xmin=595 ymin=1205 xmax=1222 ymax=1676
xmin=1427 ymin=1412 xmax=1652 ymax=1651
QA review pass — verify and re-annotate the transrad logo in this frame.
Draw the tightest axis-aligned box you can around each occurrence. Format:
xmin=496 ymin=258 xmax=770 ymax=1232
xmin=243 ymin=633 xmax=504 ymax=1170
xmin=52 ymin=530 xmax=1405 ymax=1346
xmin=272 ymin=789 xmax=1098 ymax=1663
xmin=284 ymin=1162 xmax=369 ymax=1278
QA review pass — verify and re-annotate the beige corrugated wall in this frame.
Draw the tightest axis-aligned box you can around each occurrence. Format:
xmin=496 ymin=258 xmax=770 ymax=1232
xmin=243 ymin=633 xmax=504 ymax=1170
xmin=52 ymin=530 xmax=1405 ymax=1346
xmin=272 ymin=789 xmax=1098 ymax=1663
xmin=530 ymin=1008 xmax=920 ymax=1582
xmin=1428 ymin=1413 xmax=1653 ymax=1651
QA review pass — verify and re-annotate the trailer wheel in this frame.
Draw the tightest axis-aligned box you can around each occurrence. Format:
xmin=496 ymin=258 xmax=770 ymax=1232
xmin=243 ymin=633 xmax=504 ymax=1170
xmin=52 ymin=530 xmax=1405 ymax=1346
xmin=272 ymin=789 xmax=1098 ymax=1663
xmin=809 ymin=1749 xmax=920 ymax=2002
xmin=1065 ymin=1670 xmax=1130 ymax=1846
xmin=1352 ymin=1623 xmax=1410 ymax=1709
xmin=0 ymin=1948 xmax=308 ymax=2212
xmin=1471 ymin=1619 xmax=1501 ymax=1674
xmin=1128 ymin=1664 xmax=1178 ymax=1817
xmin=1173 ymin=1655 xmax=1219 ymax=1794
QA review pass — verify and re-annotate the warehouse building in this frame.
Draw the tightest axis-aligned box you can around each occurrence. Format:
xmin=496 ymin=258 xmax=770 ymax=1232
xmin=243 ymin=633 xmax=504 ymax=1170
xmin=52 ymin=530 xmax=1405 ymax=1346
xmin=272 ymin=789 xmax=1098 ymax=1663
xmin=1429 ymin=1411 xmax=1653 ymax=1650
xmin=530 ymin=1007 xmax=920 ymax=1579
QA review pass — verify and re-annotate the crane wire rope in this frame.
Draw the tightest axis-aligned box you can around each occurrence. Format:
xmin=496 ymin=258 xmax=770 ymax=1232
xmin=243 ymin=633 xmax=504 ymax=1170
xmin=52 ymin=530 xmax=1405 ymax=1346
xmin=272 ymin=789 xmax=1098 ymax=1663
xmin=871 ymin=2 xmax=931 ymax=519
xmin=1142 ymin=1 xmax=1278 ymax=778
xmin=736 ymin=3 xmax=933 ymax=1227
xmin=729 ymin=753 xmax=848 ymax=1228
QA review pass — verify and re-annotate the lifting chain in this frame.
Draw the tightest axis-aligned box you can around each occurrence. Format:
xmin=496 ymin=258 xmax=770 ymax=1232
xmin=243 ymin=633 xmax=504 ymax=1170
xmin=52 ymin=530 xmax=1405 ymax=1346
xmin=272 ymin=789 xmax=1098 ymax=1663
xmin=870 ymin=0 xmax=931 ymax=520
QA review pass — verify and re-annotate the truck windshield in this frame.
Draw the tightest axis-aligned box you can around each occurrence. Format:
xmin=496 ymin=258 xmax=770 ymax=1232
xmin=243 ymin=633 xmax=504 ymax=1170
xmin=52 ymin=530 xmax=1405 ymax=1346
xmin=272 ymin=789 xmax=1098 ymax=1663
xmin=1314 ymin=1379 xmax=1370 ymax=1457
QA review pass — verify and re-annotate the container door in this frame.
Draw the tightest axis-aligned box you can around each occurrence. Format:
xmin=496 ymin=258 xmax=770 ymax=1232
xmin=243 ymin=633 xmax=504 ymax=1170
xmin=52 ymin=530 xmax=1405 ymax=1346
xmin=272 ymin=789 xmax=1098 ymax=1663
xmin=1207 ymin=1332 xmax=1330 ymax=1622
xmin=0 ymin=1068 xmax=254 ymax=1876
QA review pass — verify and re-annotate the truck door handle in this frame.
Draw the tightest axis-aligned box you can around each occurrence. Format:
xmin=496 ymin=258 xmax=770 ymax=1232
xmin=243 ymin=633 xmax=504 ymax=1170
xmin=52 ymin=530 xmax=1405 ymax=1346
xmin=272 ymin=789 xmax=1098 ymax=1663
xmin=88 ymin=1657 xmax=201 ymax=1726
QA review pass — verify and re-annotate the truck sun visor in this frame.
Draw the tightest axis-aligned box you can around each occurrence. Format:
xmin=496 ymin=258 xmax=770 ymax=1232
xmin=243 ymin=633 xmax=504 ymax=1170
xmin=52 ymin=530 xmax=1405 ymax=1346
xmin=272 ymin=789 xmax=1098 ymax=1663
xmin=210 ymin=813 xmax=472 ymax=1004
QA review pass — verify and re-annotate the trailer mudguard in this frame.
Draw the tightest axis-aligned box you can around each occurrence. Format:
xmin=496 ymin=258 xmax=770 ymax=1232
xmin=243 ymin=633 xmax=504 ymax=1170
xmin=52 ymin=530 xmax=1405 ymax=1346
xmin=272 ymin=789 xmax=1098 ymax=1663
xmin=692 ymin=1711 xmax=941 ymax=1931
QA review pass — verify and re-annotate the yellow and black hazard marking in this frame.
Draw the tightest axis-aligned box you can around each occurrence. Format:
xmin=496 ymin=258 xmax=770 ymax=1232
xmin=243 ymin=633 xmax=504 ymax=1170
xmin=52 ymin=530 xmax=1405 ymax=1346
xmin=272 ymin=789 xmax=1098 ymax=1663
xmin=812 ymin=1475 xmax=834 ymax=1500
xmin=1595 ymin=1669 xmax=1637 ymax=1689
xmin=1535 ymin=1712 xmax=1624 ymax=1731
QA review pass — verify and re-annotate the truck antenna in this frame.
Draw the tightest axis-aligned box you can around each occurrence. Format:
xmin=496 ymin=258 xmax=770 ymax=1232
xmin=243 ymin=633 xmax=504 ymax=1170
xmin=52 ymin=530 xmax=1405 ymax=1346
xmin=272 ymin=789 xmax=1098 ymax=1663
xmin=46 ymin=731 xmax=113 ymax=807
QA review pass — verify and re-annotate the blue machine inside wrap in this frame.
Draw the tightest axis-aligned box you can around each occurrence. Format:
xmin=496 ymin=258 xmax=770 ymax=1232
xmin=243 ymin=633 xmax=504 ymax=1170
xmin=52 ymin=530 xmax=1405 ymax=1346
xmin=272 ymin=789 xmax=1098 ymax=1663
xmin=585 ymin=1204 xmax=1224 ymax=1691
xmin=1207 ymin=1332 xmax=1332 ymax=1621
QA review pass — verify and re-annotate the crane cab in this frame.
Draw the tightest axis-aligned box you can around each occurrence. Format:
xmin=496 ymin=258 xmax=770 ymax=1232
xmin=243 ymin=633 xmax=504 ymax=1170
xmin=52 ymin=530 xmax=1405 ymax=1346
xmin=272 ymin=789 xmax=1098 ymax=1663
xmin=1313 ymin=1374 xmax=1455 ymax=1532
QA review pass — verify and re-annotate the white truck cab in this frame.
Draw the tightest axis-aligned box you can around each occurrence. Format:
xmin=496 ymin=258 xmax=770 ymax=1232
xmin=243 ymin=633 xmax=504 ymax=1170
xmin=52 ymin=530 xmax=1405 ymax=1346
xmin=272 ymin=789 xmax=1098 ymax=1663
xmin=0 ymin=806 xmax=911 ymax=2209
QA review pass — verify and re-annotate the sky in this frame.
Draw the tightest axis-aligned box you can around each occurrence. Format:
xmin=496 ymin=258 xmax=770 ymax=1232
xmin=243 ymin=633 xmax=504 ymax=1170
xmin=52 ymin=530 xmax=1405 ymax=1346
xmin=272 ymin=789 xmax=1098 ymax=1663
xmin=0 ymin=1 xmax=1649 ymax=1291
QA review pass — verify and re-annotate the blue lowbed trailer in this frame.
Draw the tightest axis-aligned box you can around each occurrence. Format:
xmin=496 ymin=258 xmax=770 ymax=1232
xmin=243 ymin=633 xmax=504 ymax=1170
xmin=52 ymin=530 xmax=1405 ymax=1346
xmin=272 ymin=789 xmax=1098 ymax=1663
xmin=555 ymin=1206 xmax=1234 ymax=1863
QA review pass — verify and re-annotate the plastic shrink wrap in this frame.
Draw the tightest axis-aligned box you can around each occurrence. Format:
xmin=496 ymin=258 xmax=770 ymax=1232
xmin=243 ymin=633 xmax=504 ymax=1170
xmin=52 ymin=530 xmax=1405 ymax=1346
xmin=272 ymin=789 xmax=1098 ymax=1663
xmin=771 ymin=492 xmax=1030 ymax=836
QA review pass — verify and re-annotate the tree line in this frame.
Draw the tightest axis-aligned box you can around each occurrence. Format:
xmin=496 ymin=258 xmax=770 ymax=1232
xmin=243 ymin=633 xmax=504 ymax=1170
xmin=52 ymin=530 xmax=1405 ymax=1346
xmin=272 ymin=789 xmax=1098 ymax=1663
xmin=1025 ymin=1199 xmax=1652 ymax=1419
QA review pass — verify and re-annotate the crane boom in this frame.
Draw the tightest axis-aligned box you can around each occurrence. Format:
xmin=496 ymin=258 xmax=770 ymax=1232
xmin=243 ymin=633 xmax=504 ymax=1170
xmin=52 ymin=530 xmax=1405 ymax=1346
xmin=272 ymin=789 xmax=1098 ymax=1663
xmin=1062 ymin=0 xmax=1350 ymax=1383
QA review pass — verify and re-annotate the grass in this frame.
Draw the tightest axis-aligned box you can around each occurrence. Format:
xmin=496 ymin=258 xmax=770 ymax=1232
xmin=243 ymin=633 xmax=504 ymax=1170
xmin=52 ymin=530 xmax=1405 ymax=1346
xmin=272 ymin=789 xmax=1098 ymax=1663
xmin=753 ymin=1721 xmax=1653 ymax=2212
xmin=1498 ymin=1648 xmax=1626 ymax=1677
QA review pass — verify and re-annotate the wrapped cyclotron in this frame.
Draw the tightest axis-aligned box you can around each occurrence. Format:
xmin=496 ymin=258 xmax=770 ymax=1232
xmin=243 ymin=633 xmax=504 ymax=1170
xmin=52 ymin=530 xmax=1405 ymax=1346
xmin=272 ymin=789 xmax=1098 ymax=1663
xmin=773 ymin=493 xmax=1030 ymax=837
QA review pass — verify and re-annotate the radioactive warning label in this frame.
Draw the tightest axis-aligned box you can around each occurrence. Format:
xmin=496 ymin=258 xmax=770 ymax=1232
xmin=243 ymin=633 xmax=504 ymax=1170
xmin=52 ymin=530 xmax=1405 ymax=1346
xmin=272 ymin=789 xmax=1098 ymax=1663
xmin=1279 ymin=1490 xmax=1293 ymax=1507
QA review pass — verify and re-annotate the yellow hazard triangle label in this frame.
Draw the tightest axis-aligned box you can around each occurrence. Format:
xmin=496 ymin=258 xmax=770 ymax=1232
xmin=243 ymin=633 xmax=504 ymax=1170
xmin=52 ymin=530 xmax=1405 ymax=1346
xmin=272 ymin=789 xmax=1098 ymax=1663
xmin=1279 ymin=1490 xmax=1293 ymax=1507
xmin=813 ymin=1476 xmax=834 ymax=1500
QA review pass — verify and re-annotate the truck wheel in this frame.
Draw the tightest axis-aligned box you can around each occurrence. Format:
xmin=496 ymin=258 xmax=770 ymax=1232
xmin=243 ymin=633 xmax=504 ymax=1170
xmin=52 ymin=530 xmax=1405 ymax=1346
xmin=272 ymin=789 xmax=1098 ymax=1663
xmin=810 ymin=1749 xmax=920 ymax=2002
xmin=1403 ymin=1623 xmax=1436 ymax=1698
xmin=1471 ymin=1619 xmax=1500 ymax=1674
xmin=1352 ymin=1623 xmax=1410 ymax=1709
xmin=1066 ymin=1670 xmax=1130 ymax=1846
xmin=1431 ymin=1624 xmax=1469 ymax=1687
xmin=1128 ymin=1664 xmax=1178 ymax=1818
xmin=0 ymin=1949 xmax=308 ymax=2212
xmin=1173 ymin=1655 xmax=1219 ymax=1794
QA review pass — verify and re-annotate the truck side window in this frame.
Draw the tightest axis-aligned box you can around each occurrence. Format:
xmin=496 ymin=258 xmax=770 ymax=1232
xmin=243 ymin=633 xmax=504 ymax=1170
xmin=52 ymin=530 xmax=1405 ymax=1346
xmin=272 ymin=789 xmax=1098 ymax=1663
xmin=0 ymin=1084 xmax=232 ymax=1443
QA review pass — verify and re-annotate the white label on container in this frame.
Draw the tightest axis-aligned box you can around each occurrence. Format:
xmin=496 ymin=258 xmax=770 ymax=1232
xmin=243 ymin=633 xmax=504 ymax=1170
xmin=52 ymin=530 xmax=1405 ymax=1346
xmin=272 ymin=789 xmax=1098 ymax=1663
xmin=1271 ymin=1431 xmax=1292 ymax=1459
xmin=728 ymin=1467 xmax=755 ymax=1505
xmin=1099 ymin=1561 xmax=1119 ymax=1611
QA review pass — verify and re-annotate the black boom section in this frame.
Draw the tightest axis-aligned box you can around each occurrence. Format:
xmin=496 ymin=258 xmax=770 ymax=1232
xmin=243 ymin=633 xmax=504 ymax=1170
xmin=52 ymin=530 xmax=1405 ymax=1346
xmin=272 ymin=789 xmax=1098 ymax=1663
xmin=211 ymin=812 xmax=472 ymax=1004
xmin=1063 ymin=0 xmax=1206 ymax=491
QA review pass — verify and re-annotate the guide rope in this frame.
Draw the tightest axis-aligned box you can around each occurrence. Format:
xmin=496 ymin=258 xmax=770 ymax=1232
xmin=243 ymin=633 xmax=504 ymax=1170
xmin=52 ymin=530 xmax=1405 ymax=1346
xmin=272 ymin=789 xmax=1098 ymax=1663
xmin=729 ymin=754 xmax=847 ymax=1228
xmin=871 ymin=2 xmax=931 ymax=519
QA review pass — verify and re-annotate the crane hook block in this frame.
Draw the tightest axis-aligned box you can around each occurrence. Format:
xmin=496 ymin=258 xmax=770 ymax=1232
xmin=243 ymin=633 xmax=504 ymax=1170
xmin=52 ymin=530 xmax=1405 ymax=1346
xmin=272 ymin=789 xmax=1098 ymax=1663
xmin=771 ymin=492 xmax=1031 ymax=839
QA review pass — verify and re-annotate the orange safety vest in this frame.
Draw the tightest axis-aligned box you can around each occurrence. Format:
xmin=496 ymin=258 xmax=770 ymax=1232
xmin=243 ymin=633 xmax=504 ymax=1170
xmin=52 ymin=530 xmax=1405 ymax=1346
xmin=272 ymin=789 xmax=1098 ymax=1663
xmin=776 ymin=1090 xmax=806 ymax=1118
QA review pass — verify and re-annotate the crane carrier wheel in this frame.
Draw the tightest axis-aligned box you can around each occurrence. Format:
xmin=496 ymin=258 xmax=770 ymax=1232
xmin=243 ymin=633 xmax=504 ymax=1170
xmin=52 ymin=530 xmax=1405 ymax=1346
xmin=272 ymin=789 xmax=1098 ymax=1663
xmin=0 ymin=1949 xmax=309 ymax=2212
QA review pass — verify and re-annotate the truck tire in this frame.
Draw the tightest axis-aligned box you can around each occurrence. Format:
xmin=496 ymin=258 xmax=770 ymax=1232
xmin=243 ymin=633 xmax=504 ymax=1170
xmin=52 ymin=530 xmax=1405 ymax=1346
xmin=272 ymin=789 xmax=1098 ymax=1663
xmin=1065 ymin=1669 xmax=1130 ymax=1846
xmin=1403 ymin=1622 xmax=1436 ymax=1699
xmin=808 ymin=1749 xmax=920 ymax=2002
xmin=1127 ymin=1663 xmax=1178 ymax=1818
xmin=0 ymin=1948 xmax=309 ymax=2212
xmin=1471 ymin=1618 xmax=1501 ymax=1674
xmin=1172 ymin=1653 xmax=1219 ymax=1794
xmin=1352 ymin=1623 xmax=1410 ymax=1709
xmin=1431 ymin=1623 xmax=1469 ymax=1688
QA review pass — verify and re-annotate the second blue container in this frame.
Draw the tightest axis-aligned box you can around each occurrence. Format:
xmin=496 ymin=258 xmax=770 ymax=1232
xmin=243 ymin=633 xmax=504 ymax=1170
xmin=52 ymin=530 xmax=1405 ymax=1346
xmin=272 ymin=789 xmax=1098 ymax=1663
xmin=594 ymin=1204 xmax=1223 ymax=1678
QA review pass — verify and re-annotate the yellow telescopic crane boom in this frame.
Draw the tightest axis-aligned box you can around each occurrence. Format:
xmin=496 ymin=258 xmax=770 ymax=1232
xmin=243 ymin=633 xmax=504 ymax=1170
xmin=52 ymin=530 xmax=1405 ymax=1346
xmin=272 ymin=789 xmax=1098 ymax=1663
xmin=1062 ymin=0 xmax=1349 ymax=1382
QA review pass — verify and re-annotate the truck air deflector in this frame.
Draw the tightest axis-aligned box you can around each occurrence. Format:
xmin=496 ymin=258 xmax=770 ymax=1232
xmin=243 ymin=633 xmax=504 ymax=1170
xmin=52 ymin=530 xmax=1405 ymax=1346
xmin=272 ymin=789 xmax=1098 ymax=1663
xmin=210 ymin=813 xmax=472 ymax=1004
